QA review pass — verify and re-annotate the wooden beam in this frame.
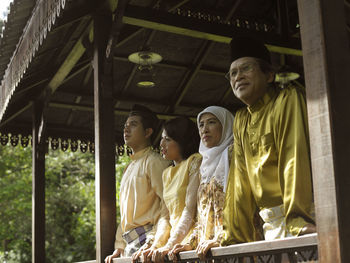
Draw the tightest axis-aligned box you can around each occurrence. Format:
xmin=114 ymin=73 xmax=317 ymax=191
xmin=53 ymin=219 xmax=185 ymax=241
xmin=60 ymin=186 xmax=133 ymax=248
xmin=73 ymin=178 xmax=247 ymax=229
xmin=297 ymin=0 xmax=350 ymax=262
xmin=167 ymin=0 xmax=191 ymax=12
xmin=47 ymin=21 xmax=93 ymax=93
xmin=65 ymin=66 xmax=93 ymax=126
xmin=173 ymin=41 xmax=214 ymax=108
xmin=224 ymin=0 xmax=244 ymax=22
xmin=60 ymin=60 xmax=91 ymax=86
xmin=94 ymin=11 xmax=116 ymax=263
xmin=32 ymin=101 xmax=46 ymax=263
xmin=0 ymin=102 xmax=33 ymax=128
xmin=115 ymin=28 xmax=144 ymax=48
xmin=49 ymin=101 xmax=197 ymax=120
xmin=122 ymin=5 xmax=302 ymax=56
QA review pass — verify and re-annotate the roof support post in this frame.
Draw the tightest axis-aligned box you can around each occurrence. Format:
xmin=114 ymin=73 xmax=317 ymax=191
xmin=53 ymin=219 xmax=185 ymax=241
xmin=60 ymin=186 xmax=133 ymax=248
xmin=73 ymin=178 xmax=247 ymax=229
xmin=93 ymin=10 xmax=116 ymax=263
xmin=297 ymin=0 xmax=350 ymax=262
xmin=32 ymin=100 xmax=46 ymax=263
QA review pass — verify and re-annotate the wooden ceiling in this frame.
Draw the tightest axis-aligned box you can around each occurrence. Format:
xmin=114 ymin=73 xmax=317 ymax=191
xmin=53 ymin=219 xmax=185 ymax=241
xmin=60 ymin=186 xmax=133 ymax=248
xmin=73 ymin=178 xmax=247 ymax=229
xmin=0 ymin=0 xmax=347 ymax=148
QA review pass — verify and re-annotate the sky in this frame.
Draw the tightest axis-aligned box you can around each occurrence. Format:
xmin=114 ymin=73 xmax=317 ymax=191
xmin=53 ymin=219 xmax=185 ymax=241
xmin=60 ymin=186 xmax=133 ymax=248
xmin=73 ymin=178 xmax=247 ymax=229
xmin=0 ymin=0 xmax=13 ymax=20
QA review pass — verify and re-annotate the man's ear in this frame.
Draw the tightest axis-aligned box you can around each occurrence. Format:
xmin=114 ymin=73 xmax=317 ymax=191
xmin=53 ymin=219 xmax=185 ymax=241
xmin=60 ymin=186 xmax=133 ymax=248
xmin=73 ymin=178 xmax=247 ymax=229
xmin=145 ymin=128 xmax=153 ymax=139
xmin=267 ymin=72 xmax=275 ymax=84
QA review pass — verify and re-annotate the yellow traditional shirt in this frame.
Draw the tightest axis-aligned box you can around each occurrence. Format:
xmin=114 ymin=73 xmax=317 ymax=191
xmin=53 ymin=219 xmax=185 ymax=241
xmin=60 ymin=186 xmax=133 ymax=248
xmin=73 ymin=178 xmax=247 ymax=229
xmin=222 ymin=86 xmax=314 ymax=245
xmin=152 ymin=153 xmax=202 ymax=249
xmin=114 ymin=147 xmax=171 ymax=250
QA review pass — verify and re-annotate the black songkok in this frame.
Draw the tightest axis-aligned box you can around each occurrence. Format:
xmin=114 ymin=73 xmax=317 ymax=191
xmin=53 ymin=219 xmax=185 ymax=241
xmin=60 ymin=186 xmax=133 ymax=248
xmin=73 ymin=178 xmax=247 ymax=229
xmin=230 ymin=36 xmax=271 ymax=63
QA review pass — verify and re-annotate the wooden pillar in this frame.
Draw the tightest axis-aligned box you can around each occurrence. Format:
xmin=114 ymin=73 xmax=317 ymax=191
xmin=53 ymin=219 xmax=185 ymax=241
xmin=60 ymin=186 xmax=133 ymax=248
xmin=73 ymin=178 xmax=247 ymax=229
xmin=32 ymin=101 xmax=46 ymax=262
xmin=93 ymin=11 xmax=116 ymax=263
xmin=297 ymin=0 xmax=350 ymax=262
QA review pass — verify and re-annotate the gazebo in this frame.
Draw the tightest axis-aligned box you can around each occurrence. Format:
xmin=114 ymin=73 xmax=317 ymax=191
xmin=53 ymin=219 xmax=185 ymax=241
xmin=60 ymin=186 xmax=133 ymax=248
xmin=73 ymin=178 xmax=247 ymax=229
xmin=0 ymin=0 xmax=349 ymax=262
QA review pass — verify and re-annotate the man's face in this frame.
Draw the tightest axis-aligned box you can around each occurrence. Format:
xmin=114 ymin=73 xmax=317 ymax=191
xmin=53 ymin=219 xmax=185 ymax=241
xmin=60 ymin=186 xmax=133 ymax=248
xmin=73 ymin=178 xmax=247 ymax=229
xmin=228 ymin=57 xmax=273 ymax=106
xmin=123 ymin=115 xmax=148 ymax=150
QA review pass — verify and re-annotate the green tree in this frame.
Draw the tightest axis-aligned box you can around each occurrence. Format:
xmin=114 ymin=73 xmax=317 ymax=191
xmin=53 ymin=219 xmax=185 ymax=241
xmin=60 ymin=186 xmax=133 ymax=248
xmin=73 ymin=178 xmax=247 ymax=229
xmin=0 ymin=146 xmax=32 ymax=262
xmin=0 ymin=144 xmax=130 ymax=263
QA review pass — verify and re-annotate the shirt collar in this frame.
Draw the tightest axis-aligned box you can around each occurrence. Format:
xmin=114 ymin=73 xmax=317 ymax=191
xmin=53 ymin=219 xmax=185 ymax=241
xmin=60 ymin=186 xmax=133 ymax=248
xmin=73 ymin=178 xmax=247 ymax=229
xmin=130 ymin=146 xmax=151 ymax=161
xmin=247 ymin=87 xmax=277 ymax=114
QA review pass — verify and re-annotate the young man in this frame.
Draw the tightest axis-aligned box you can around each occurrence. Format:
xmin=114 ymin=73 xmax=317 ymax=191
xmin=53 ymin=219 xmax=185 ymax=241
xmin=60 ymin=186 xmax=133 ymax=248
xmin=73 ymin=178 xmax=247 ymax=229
xmin=222 ymin=37 xmax=316 ymax=245
xmin=105 ymin=105 xmax=170 ymax=263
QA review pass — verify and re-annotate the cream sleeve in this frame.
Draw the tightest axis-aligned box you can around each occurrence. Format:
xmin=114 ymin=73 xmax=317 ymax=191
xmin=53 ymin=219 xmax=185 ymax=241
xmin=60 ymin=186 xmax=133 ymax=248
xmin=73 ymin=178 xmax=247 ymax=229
xmin=114 ymin=224 xmax=127 ymax=250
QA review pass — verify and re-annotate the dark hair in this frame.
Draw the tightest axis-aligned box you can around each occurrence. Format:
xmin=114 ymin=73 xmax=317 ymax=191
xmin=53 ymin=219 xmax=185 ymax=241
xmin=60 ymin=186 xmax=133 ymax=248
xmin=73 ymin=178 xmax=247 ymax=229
xmin=255 ymin=58 xmax=277 ymax=84
xmin=129 ymin=104 xmax=158 ymax=135
xmin=163 ymin=117 xmax=200 ymax=159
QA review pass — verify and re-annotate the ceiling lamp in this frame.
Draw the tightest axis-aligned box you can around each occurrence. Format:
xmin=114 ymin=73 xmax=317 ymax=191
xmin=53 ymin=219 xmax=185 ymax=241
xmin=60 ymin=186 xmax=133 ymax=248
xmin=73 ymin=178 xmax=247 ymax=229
xmin=137 ymin=67 xmax=156 ymax=88
xmin=128 ymin=46 xmax=162 ymax=88
xmin=275 ymin=66 xmax=300 ymax=87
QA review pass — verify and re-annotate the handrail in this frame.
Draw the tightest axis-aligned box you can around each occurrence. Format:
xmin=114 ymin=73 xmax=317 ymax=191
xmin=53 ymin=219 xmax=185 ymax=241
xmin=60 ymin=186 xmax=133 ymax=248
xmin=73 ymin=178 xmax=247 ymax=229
xmin=112 ymin=233 xmax=318 ymax=262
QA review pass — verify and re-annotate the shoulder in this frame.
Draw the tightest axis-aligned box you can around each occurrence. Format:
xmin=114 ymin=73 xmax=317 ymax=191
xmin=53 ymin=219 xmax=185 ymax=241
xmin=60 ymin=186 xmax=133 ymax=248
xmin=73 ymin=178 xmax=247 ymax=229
xmin=187 ymin=153 xmax=202 ymax=176
xmin=145 ymin=149 xmax=171 ymax=168
xmin=274 ymin=85 xmax=306 ymax=105
xmin=145 ymin=148 xmax=164 ymax=162
xmin=189 ymin=153 xmax=202 ymax=167
xmin=188 ymin=153 xmax=202 ymax=163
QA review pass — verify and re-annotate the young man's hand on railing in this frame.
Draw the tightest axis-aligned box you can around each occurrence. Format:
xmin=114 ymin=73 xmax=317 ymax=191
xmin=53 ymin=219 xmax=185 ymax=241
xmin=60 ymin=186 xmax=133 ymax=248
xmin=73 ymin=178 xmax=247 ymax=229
xmin=105 ymin=248 xmax=124 ymax=263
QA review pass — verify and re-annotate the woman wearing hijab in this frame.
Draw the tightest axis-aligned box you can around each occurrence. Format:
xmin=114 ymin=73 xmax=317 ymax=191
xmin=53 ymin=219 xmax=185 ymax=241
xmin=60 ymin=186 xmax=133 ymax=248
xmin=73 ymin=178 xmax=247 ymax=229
xmin=169 ymin=106 xmax=234 ymax=261
xmin=132 ymin=117 xmax=202 ymax=263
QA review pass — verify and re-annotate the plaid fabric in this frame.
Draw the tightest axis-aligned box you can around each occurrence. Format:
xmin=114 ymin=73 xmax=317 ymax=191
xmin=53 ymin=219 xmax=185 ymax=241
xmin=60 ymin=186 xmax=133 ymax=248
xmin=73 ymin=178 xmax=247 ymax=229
xmin=122 ymin=224 xmax=153 ymax=257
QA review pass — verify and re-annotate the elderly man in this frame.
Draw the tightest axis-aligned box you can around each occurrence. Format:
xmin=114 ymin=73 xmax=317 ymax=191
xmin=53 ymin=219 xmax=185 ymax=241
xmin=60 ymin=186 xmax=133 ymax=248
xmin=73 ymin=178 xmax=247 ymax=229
xmin=105 ymin=105 xmax=170 ymax=263
xmin=222 ymin=37 xmax=315 ymax=244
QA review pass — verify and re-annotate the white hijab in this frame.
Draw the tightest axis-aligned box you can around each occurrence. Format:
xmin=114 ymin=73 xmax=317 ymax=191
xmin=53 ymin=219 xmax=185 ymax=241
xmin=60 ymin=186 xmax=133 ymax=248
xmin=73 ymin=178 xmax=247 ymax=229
xmin=197 ymin=106 xmax=234 ymax=192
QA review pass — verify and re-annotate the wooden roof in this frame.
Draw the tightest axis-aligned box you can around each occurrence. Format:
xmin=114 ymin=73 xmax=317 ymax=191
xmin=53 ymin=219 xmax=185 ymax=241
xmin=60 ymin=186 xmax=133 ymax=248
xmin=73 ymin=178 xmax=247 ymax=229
xmin=0 ymin=0 xmax=346 ymax=149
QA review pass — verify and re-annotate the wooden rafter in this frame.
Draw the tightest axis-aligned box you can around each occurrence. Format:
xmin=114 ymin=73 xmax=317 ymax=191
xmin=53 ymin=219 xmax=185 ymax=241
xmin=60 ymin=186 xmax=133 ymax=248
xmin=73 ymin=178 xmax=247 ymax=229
xmin=122 ymin=5 xmax=302 ymax=56
xmin=65 ymin=65 xmax=93 ymax=126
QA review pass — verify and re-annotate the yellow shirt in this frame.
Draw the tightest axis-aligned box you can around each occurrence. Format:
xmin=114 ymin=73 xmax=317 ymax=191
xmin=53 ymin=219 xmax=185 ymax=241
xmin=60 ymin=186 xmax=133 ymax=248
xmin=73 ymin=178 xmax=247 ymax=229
xmin=153 ymin=153 xmax=202 ymax=248
xmin=222 ymin=86 xmax=314 ymax=245
xmin=114 ymin=147 xmax=171 ymax=249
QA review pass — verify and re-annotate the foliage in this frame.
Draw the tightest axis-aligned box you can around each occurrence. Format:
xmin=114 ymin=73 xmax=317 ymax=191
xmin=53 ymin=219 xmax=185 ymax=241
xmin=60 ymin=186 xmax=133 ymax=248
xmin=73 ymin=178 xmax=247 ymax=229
xmin=45 ymin=149 xmax=96 ymax=263
xmin=0 ymin=145 xmax=130 ymax=263
xmin=0 ymin=146 xmax=32 ymax=262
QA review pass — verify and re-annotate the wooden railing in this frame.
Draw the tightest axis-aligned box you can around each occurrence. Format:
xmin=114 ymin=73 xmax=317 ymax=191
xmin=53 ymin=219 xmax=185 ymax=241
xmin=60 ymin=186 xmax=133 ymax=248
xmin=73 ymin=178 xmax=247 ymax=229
xmin=111 ymin=233 xmax=318 ymax=263
xmin=75 ymin=234 xmax=317 ymax=263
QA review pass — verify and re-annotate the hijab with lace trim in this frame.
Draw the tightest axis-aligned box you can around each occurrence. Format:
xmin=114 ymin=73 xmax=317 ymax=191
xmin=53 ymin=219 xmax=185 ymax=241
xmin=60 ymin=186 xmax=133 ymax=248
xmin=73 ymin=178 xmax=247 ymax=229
xmin=197 ymin=106 xmax=234 ymax=192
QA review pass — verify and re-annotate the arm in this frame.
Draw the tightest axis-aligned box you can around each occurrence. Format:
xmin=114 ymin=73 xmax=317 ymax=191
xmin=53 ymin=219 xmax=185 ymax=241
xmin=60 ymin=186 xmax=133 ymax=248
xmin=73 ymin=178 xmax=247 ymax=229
xmin=164 ymin=155 xmax=201 ymax=249
xmin=105 ymin=225 xmax=126 ymax=263
xmin=151 ymin=200 xmax=171 ymax=249
xmin=147 ymin=158 xmax=171 ymax=247
xmin=221 ymin=115 xmax=258 ymax=245
xmin=114 ymin=224 xmax=126 ymax=250
xmin=275 ymin=87 xmax=315 ymax=236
